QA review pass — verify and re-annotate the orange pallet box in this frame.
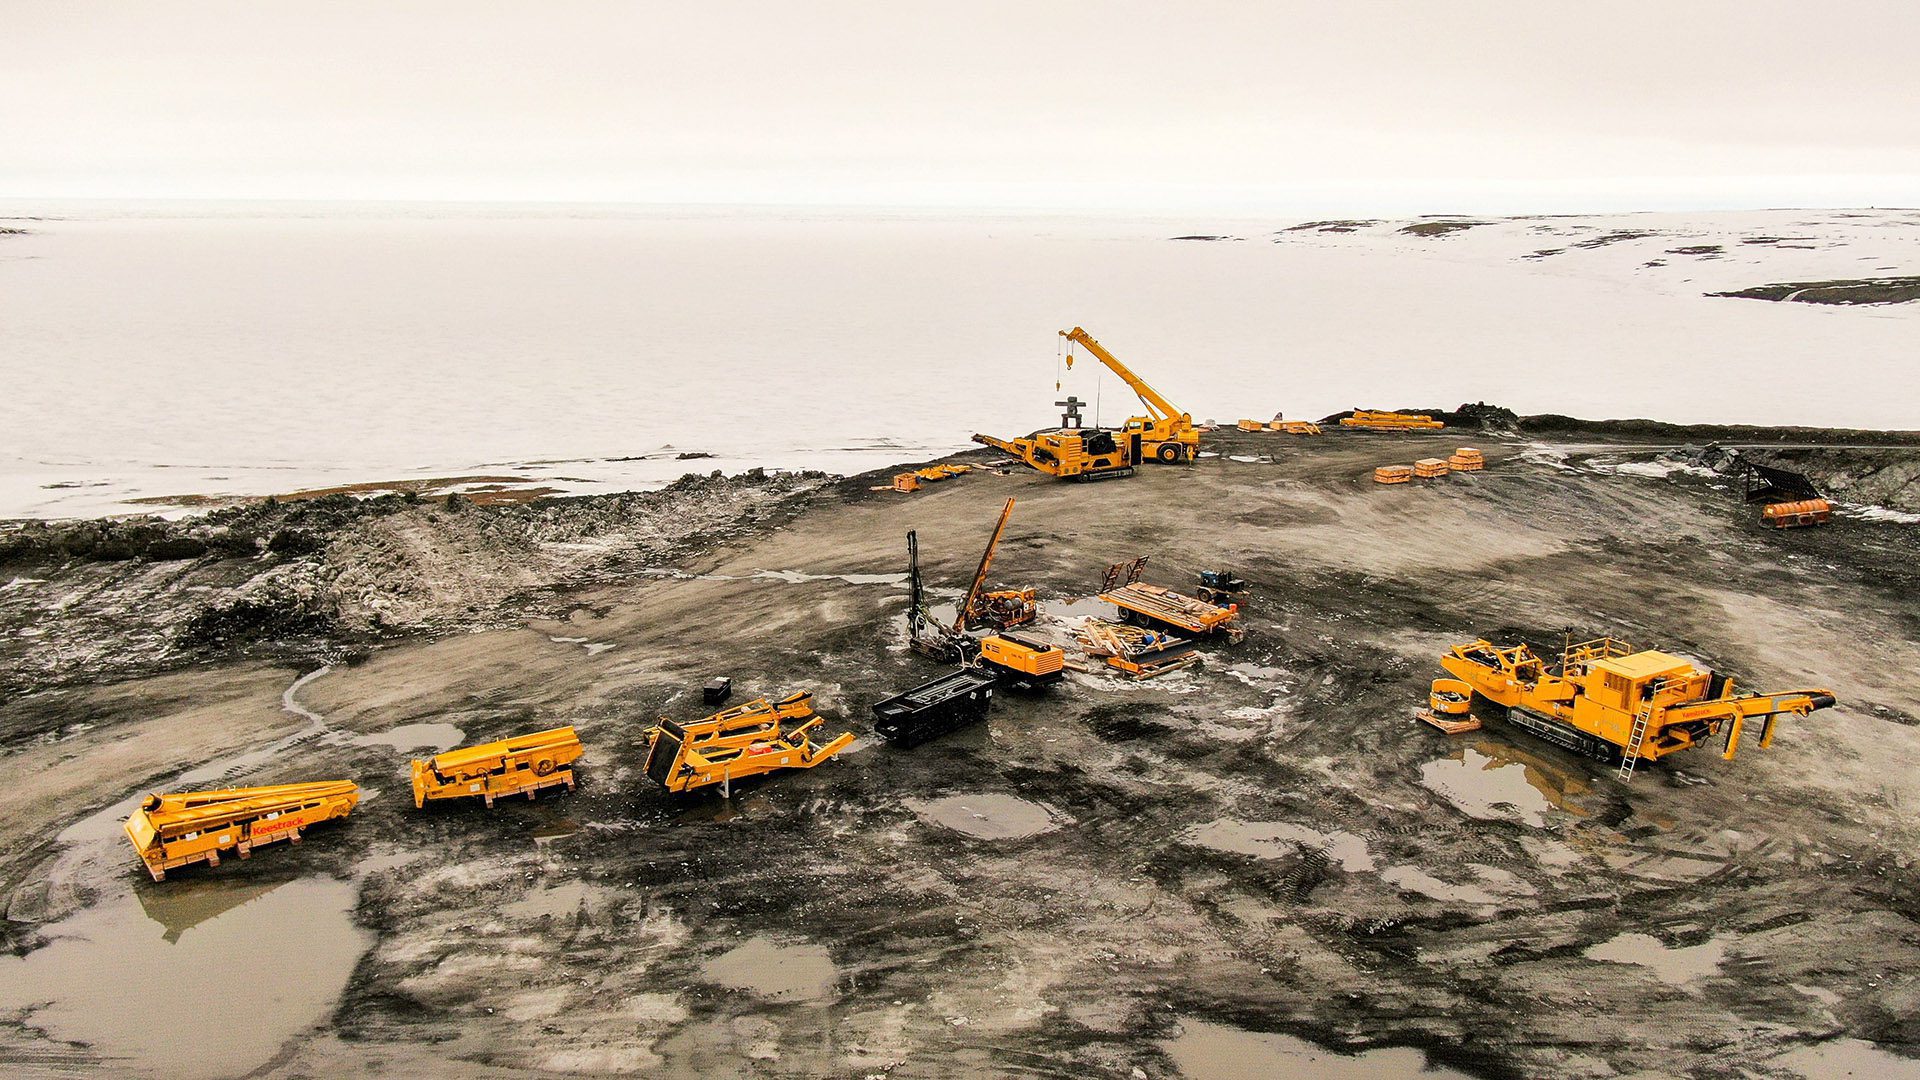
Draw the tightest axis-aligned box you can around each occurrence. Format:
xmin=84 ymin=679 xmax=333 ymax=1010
xmin=1414 ymin=458 xmax=1451 ymax=479
xmin=1374 ymin=465 xmax=1414 ymax=485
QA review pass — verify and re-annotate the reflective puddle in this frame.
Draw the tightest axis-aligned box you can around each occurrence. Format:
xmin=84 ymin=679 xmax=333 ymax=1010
xmin=1042 ymin=596 xmax=1113 ymax=620
xmin=1769 ymin=1037 xmax=1920 ymax=1079
xmin=1160 ymin=1017 xmax=1476 ymax=1080
xmin=352 ymin=722 xmax=466 ymax=752
xmin=0 ymin=876 xmax=370 ymax=1077
xmin=1584 ymin=931 xmax=1731 ymax=985
xmin=1188 ymin=818 xmax=1374 ymax=872
xmin=531 ymin=818 xmax=581 ymax=845
xmin=1421 ymin=738 xmax=1591 ymax=828
xmin=906 ymin=794 xmax=1061 ymax=840
xmin=504 ymin=880 xmax=600 ymax=920
xmin=701 ymin=935 xmax=839 ymax=1003
xmin=1379 ymin=865 xmax=1500 ymax=906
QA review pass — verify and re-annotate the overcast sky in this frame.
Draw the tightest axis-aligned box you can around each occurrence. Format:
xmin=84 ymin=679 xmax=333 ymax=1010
xmin=5 ymin=1 xmax=1917 ymax=212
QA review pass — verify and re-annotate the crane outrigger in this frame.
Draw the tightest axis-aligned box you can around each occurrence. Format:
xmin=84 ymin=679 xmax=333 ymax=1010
xmin=1058 ymin=327 xmax=1199 ymax=463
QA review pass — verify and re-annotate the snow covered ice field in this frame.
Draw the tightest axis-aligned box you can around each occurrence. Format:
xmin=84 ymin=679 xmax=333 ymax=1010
xmin=0 ymin=204 xmax=1914 ymax=517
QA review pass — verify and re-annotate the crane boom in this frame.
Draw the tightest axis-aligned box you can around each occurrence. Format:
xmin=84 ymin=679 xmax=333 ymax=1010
xmin=956 ymin=498 xmax=1016 ymax=634
xmin=1060 ymin=327 xmax=1185 ymax=425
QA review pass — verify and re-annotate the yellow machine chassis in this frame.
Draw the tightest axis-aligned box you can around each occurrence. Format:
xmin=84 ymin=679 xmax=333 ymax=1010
xmin=643 ymin=691 xmax=855 ymax=795
xmin=411 ymin=725 xmax=585 ymax=808
xmin=123 ymin=780 xmax=359 ymax=881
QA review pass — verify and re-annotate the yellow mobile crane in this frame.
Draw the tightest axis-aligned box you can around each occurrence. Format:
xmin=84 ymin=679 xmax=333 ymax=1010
xmin=1058 ymin=327 xmax=1200 ymax=463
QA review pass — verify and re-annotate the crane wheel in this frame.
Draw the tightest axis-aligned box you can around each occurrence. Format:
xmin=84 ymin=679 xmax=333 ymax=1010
xmin=534 ymin=758 xmax=555 ymax=776
xmin=1157 ymin=444 xmax=1182 ymax=463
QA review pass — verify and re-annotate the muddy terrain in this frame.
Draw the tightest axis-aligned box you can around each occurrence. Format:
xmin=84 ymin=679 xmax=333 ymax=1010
xmin=2 ymin=426 xmax=1919 ymax=1079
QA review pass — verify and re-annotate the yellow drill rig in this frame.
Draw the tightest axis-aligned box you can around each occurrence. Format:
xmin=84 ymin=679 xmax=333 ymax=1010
xmin=905 ymin=500 xmax=1061 ymax=685
xmin=1440 ymin=636 xmax=1835 ymax=777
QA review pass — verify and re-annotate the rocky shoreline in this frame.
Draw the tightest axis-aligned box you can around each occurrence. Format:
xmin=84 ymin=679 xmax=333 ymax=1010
xmin=6 ymin=411 xmax=1917 ymax=709
xmin=0 ymin=469 xmax=832 ymax=706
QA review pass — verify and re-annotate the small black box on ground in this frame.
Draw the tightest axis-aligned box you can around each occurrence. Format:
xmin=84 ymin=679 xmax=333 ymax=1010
xmin=703 ymin=677 xmax=732 ymax=705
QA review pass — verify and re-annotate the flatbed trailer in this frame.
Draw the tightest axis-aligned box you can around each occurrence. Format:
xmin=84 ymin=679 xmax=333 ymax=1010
xmin=871 ymin=668 xmax=998 ymax=747
xmin=1099 ymin=582 xmax=1243 ymax=642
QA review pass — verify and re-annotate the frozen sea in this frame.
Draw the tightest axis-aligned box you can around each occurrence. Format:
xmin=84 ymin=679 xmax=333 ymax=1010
xmin=1 ymin=202 xmax=1914 ymax=517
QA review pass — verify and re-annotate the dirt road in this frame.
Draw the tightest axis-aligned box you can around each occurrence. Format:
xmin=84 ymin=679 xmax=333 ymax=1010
xmin=3 ymin=430 xmax=1918 ymax=1078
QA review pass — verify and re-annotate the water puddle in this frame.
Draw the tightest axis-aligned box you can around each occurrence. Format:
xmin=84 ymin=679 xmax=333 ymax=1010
xmin=701 ymin=935 xmax=839 ymax=1003
xmin=1188 ymin=818 xmax=1374 ymax=872
xmin=1225 ymin=662 xmax=1287 ymax=688
xmin=905 ymin=794 xmax=1062 ymax=840
xmin=1420 ymin=739 xmax=1590 ymax=828
xmin=1584 ymin=931 xmax=1731 ymax=985
xmin=58 ymin=665 xmax=338 ymax=847
xmin=353 ymin=722 xmax=465 ymax=752
xmin=134 ymin=876 xmax=287 ymax=942
xmin=1379 ymin=865 xmax=1500 ymax=906
xmin=637 ymin=566 xmax=907 ymax=588
xmin=550 ymin=634 xmax=617 ymax=655
xmin=531 ymin=819 xmax=581 ymax=845
xmin=504 ymin=880 xmax=598 ymax=919
xmin=0 ymin=876 xmax=370 ymax=1077
xmin=752 ymin=568 xmax=909 ymax=586
xmin=1159 ymin=1017 xmax=1475 ymax=1080
xmin=1042 ymin=596 xmax=1113 ymax=620
xmin=1770 ymin=1037 xmax=1920 ymax=1078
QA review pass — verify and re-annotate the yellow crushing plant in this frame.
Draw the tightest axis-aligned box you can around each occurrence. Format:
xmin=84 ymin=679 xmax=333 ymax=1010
xmin=1440 ymin=637 xmax=1835 ymax=776
xmin=643 ymin=691 xmax=854 ymax=795
xmin=123 ymin=780 xmax=359 ymax=881
xmin=973 ymin=428 xmax=1140 ymax=480
xmin=412 ymin=726 xmax=584 ymax=808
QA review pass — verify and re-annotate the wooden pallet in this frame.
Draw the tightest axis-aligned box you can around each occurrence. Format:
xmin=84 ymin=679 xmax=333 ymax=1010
xmin=1415 ymin=709 xmax=1482 ymax=734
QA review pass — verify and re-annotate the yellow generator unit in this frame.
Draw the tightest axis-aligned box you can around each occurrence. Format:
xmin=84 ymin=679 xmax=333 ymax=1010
xmin=978 ymin=632 xmax=1066 ymax=685
xmin=1441 ymin=637 xmax=1835 ymax=776
xmin=1341 ymin=410 xmax=1446 ymax=431
xmin=643 ymin=691 xmax=854 ymax=795
xmin=412 ymin=726 xmax=584 ymax=808
xmin=124 ymin=780 xmax=359 ymax=881
xmin=890 ymin=472 xmax=921 ymax=492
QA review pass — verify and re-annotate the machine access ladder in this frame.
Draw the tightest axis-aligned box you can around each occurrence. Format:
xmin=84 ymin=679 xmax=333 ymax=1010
xmin=1618 ymin=705 xmax=1653 ymax=781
